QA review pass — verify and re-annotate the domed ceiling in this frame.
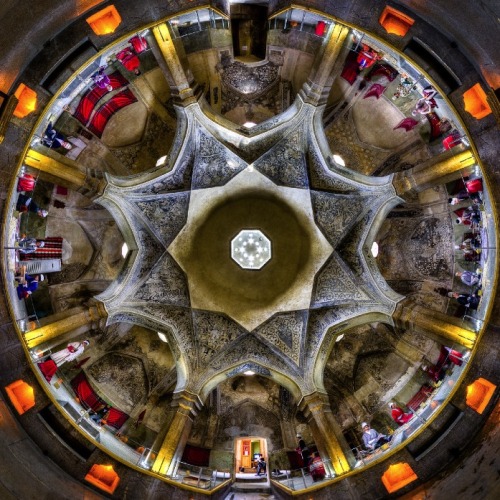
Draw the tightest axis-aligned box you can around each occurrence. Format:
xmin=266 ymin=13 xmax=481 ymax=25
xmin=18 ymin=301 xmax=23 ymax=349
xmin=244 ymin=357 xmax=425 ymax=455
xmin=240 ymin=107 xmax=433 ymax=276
xmin=0 ymin=1 xmax=498 ymax=498
xmin=97 ymin=97 xmax=402 ymax=397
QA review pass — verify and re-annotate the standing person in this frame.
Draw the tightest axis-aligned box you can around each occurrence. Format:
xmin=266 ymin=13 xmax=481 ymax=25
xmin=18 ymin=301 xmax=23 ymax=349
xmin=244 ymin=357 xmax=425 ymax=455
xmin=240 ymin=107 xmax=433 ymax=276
xmin=389 ymin=403 xmax=414 ymax=425
xmin=361 ymin=422 xmax=391 ymax=451
xmin=255 ymin=456 xmax=266 ymax=476
xmin=296 ymin=434 xmax=311 ymax=467
xmin=51 ymin=340 xmax=90 ymax=367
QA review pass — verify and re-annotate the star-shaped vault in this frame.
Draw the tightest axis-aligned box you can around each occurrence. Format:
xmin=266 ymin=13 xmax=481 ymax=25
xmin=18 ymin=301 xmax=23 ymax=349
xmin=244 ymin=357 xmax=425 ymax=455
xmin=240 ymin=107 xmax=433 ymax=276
xmin=95 ymin=98 xmax=403 ymax=394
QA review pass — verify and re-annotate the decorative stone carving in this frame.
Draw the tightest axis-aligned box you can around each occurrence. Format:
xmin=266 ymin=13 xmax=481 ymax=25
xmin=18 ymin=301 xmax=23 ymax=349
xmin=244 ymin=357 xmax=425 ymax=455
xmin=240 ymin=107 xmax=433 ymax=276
xmin=253 ymin=311 xmax=307 ymax=366
xmin=135 ymin=192 xmax=190 ymax=247
xmin=254 ymin=128 xmax=309 ymax=188
xmin=310 ymin=191 xmax=365 ymax=243
xmin=96 ymin=100 xmax=401 ymax=396
xmin=192 ymin=129 xmax=247 ymax=189
xmin=133 ymin=253 xmax=190 ymax=307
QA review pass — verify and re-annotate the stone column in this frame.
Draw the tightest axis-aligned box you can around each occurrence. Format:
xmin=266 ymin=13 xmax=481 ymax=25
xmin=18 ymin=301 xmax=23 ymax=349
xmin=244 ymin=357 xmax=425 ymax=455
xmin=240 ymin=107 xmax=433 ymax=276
xmin=150 ymin=24 xmax=198 ymax=105
xmin=24 ymin=148 xmax=106 ymax=199
xmin=300 ymin=392 xmax=355 ymax=476
xmin=151 ymin=390 xmax=202 ymax=476
xmin=24 ymin=302 xmax=107 ymax=349
xmin=299 ymin=23 xmax=350 ymax=106
xmin=393 ymin=299 xmax=476 ymax=349
xmin=393 ymin=149 xmax=477 ymax=196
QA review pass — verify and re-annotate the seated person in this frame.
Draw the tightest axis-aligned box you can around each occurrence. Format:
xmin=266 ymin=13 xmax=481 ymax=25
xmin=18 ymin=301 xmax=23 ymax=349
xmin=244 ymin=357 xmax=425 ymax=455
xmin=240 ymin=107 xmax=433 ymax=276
xmin=116 ymin=47 xmax=141 ymax=75
xmin=16 ymin=194 xmax=48 ymax=218
xmin=90 ymin=404 xmax=111 ymax=425
xmin=389 ymin=403 xmax=414 ymax=425
xmin=412 ymin=86 xmax=438 ymax=116
xmin=17 ymin=173 xmax=36 ymax=192
xmin=361 ymin=422 xmax=391 ymax=451
xmin=455 ymin=270 xmax=481 ymax=287
xmin=255 ymin=457 xmax=266 ymax=476
xmin=309 ymin=452 xmax=326 ymax=481
xmin=448 ymin=291 xmax=481 ymax=310
xmin=462 ymin=235 xmax=481 ymax=250
xmin=356 ymin=44 xmax=382 ymax=70
xmin=449 ymin=190 xmax=481 ymax=205
xmin=455 ymin=206 xmax=481 ymax=225
xmin=422 ymin=346 xmax=467 ymax=383
xmin=17 ymin=237 xmax=45 ymax=254
xmin=42 ymin=122 xmax=72 ymax=150
xmin=454 ymin=244 xmax=481 ymax=262
xmin=16 ymin=273 xmax=44 ymax=300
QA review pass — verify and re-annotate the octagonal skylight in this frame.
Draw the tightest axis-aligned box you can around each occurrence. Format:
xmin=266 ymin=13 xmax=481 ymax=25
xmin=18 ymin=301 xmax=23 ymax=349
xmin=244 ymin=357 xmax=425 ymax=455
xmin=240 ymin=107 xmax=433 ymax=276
xmin=231 ymin=230 xmax=271 ymax=270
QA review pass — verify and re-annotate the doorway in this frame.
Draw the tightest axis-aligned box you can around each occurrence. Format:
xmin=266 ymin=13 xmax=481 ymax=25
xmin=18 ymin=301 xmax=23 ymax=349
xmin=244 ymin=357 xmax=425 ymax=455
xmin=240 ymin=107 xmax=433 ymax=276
xmin=235 ymin=436 xmax=267 ymax=472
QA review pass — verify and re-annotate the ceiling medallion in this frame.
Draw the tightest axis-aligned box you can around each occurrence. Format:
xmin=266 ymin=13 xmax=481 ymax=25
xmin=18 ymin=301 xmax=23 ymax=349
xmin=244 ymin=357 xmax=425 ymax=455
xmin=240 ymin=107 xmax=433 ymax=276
xmin=231 ymin=229 xmax=271 ymax=270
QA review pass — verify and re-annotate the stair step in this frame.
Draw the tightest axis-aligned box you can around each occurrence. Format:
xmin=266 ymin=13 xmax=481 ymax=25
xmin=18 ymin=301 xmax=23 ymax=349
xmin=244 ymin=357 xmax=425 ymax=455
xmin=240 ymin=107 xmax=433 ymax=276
xmin=231 ymin=484 xmax=272 ymax=494
xmin=235 ymin=476 xmax=267 ymax=483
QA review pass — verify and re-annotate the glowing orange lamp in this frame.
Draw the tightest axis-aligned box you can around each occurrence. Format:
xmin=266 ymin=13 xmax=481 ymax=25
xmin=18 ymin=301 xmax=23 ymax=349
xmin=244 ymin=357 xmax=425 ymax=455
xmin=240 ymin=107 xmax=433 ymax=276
xmin=13 ymin=84 xmax=37 ymax=118
xmin=466 ymin=378 xmax=496 ymax=414
xmin=382 ymin=462 xmax=418 ymax=493
xmin=86 ymin=5 xmax=122 ymax=35
xmin=463 ymin=83 xmax=493 ymax=119
xmin=379 ymin=6 xmax=414 ymax=37
xmin=5 ymin=379 xmax=35 ymax=415
xmin=85 ymin=464 xmax=120 ymax=494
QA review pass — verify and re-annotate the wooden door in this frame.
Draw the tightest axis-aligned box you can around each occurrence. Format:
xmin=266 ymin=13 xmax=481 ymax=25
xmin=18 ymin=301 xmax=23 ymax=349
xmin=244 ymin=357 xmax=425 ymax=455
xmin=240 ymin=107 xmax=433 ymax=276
xmin=241 ymin=440 xmax=251 ymax=468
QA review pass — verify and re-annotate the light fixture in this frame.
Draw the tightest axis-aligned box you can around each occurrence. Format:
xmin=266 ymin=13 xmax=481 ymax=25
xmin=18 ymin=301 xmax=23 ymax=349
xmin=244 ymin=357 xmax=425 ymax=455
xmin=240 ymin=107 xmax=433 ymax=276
xmin=13 ymin=84 xmax=37 ymax=118
xmin=121 ymin=243 xmax=129 ymax=258
xmin=156 ymin=155 xmax=168 ymax=167
xmin=463 ymin=83 xmax=492 ymax=120
xmin=86 ymin=5 xmax=122 ymax=35
xmin=243 ymin=121 xmax=256 ymax=128
xmin=379 ymin=6 xmax=414 ymax=37
xmin=332 ymin=154 xmax=346 ymax=166
xmin=5 ymin=380 xmax=35 ymax=415
xmin=381 ymin=463 xmax=418 ymax=493
xmin=243 ymin=370 xmax=255 ymax=376
xmin=466 ymin=378 xmax=496 ymax=414
xmin=231 ymin=230 xmax=272 ymax=270
xmin=157 ymin=332 xmax=168 ymax=343
xmin=335 ymin=334 xmax=344 ymax=342
xmin=371 ymin=242 xmax=379 ymax=257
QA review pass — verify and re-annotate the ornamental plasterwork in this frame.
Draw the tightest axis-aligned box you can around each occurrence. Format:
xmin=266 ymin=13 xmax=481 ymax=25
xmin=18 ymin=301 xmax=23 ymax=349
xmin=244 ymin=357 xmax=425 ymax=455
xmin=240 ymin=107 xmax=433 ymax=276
xmin=95 ymin=97 xmax=403 ymax=395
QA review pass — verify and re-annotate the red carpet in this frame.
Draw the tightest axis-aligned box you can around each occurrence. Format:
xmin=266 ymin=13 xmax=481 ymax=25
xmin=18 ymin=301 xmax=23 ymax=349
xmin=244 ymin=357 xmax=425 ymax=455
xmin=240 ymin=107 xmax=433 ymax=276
xmin=87 ymin=89 xmax=138 ymax=138
xmin=73 ymin=71 xmax=129 ymax=125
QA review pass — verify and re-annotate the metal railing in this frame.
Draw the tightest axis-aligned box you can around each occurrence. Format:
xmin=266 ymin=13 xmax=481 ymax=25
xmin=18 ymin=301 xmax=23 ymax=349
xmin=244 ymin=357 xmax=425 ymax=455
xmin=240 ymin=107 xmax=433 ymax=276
xmin=168 ymin=460 xmax=232 ymax=490
xmin=269 ymin=454 xmax=335 ymax=491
